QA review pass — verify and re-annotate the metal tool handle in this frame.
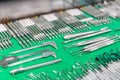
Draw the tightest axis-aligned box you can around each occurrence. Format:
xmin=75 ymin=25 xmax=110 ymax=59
xmin=84 ymin=40 xmax=115 ymax=52
xmin=8 ymin=52 xmax=55 ymax=67
xmin=84 ymin=38 xmax=111 ymax=49
xmin=0 ymin=56 xmax=18 ymax=67
xmin=17 ymin=49 xmax=49 ymax=59
xmin=64 ymin=28 xmax=111 ymax=43
xmin=64 ymin=27 xmax=109 ymax=40
xmin=77 ymin=37 xmax=108 ymax=46
xmin=64 ymin=31 xmax=96 ymax=40
xmin=10 ymin=42 xmax=57 ymax=54
xmin=10 ymin=59 xmax=62 ymax=75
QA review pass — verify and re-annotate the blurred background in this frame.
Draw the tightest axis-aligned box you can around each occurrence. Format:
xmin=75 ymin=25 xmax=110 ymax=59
xmin=0 ymin=0 xmax=115 ymax=22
